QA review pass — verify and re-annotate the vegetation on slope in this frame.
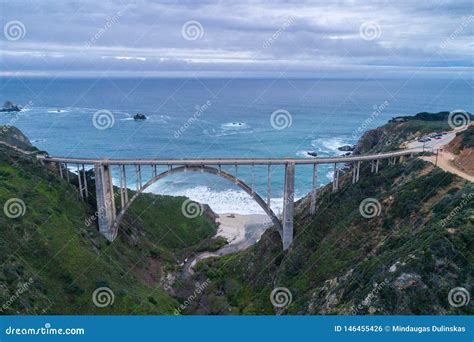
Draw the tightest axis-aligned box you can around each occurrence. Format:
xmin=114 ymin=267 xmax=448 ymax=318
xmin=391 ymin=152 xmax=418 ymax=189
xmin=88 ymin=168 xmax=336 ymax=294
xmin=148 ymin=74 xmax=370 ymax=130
xmin=182 ymin=113 xmax=473 ymax=315
xmin=0 ymin=126 xmax=219 ymax=314
xmin=185 ymin=159 xmax=473 ymax=315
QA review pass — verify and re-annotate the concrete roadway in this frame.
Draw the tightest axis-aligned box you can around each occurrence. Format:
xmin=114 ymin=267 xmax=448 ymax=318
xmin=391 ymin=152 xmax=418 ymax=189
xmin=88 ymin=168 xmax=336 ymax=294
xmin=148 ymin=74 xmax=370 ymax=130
xmin=38 ymin=148 xmax=420 ymax=166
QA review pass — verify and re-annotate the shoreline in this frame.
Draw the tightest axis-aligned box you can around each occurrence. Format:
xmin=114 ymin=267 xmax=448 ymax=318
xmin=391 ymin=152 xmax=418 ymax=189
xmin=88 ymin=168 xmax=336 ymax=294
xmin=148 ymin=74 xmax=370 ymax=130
xmin=182 ymin=213 xmax=271 ymax=278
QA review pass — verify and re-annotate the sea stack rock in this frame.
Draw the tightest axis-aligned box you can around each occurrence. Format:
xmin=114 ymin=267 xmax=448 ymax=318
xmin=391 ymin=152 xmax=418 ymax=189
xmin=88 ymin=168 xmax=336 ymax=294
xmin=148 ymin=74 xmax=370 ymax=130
xmin=337 ymin=145 xmax=355 ymax=152
xmin=1 ymin=101 xmax=21 ymax=112
xmin=133 ymin=113 xmax=147 ymax=121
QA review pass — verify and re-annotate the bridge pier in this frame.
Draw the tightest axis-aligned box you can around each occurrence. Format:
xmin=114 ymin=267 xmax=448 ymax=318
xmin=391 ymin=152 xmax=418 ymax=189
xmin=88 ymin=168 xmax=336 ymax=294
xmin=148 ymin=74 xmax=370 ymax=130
xmin=267 ymin=165 xmax=271 ymax=208
xmin=82 ymin=164 xmax=89 ymax=199
xmin=356 ymin=161 xmax=361 ymax=182
xmin=352 ymin=163 xmax=357 ymax=183
xmin=282 ymin=162 xmax=295 ymax=250
xmin=95 ymin=164 xmax=117 ymax=241
xmin=77 ymin=164 xmax=84 ymax=201
xmin=65 ymin=163 xmax=70 ymax=182
xmin=310 ymin=164 xmax=317 ymax=215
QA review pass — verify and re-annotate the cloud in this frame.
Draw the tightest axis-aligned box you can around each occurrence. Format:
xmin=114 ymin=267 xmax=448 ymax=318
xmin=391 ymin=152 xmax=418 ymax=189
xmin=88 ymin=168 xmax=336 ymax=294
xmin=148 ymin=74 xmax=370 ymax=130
xmin=0 ymin=0 xmax=472 ymax=77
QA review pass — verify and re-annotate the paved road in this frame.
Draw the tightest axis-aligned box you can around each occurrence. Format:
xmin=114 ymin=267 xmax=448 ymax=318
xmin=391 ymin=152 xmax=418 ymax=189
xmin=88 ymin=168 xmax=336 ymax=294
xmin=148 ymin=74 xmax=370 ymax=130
xmin=405 ymin=124 xmax=473 ymax=182
xmin=0 ymin=140 xmax=38 ymax=155
xmin=406 ymin=125 xmax=470 ymax=151
xmin=38 ymin=148 xmax=419 ymax=166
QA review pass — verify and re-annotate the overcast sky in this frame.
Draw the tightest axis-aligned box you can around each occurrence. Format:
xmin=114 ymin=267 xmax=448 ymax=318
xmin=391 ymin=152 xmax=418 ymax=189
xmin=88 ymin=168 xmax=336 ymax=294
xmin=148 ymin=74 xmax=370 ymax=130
xmin=1 ymin=0 xmax=472 ymax=77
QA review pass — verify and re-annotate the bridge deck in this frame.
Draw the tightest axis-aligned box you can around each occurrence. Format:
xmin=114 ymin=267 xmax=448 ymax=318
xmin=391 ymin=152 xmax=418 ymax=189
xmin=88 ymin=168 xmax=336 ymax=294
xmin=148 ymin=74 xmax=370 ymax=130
xmin=38 ymin=148 xmax=421 ymax=166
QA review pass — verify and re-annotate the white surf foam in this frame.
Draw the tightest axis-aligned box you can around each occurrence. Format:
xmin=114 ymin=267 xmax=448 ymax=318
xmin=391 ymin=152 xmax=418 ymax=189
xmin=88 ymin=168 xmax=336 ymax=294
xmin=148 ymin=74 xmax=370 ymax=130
xmin=144 ymin=184 xmax=293 ymax=216
xmin=47 ymin=109 xmax=69 ymax=113
xmin=221 ymin=122 xmax=248 ymax=130
xmin=311 ymin=137 xmax=352 ymax=155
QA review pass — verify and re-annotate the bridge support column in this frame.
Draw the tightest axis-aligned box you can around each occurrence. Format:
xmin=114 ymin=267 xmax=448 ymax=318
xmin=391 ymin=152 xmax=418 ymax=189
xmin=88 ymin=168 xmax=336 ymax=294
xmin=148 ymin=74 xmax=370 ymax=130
xmin=95 ymin=164 xmax=117 ymax=241
xmin=375 ymin=159 xmax=379 ymax=173
xmin=65 ymin=163 xmax=70 ymax=182
xmin=267 ymin=165 xmax=271 ymax=208
xmin=356 ymin=161 xmax=361 ymax=182
xmin=77 ymin=164 xmax=84 ymax=201
xmin=282 ymin=162 xmax=295 ymax=250
xmin=82 ymin=164 xmax=89 ymax=199
xmin=352 ymin=163 xmax=357 ymax=184
xmin=310 ymin=164 xmax=317 ymax=215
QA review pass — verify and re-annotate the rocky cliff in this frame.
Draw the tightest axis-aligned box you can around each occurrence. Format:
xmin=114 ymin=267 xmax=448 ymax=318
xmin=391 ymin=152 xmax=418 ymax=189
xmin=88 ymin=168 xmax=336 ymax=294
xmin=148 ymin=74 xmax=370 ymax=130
xmin=182 ymin=115 xmax=473 ymax=315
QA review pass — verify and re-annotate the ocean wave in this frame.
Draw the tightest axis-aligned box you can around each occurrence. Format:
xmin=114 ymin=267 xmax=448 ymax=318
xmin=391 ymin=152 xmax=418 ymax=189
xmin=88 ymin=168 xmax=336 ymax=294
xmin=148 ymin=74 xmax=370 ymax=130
xmin=221 ymin=122 xmax=248 ymax=130
xmin=203 ymin=124 xmax=263 ymax=138
xmin=311 ymin=136 xmax=352 ymax=155
xmin=144 ymin=184 xmax=300 ymax=216
xmin=47 ymin=109 xmax=69 ymax=113
xmin=67 ymin=165 xmax=93 ymax=173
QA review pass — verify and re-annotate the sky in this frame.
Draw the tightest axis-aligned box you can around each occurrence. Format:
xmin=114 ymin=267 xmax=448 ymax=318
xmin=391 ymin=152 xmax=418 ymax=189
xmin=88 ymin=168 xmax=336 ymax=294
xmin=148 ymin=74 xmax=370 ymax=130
xmin=0 ymin=0 xmax=473 ymax=78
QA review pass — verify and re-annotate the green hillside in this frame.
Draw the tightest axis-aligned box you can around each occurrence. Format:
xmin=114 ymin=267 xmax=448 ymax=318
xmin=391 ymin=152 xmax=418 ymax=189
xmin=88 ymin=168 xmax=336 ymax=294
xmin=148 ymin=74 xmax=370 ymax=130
xmin=0 ymin=126 xmax=219 ymax=314
xmin=182 ymin=115 xmax=474 ymax=315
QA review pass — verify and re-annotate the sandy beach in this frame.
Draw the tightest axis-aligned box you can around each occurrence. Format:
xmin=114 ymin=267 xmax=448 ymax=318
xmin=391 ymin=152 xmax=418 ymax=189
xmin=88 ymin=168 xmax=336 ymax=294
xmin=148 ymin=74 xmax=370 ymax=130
xmin=216 ymin=213 xmax=271 ymax=248
xmin=182 ymin=213 xmax=272 ymax=277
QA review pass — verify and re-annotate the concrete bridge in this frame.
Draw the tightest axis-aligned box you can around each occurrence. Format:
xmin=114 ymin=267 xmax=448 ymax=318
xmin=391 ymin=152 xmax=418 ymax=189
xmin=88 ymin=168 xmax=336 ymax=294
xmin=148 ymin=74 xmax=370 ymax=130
xmin=39 ymin=149 xmax=420 ymax=250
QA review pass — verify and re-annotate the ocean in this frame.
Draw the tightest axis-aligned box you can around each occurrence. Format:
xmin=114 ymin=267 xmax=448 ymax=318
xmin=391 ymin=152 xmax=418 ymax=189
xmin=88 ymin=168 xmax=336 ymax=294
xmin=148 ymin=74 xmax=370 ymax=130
xmin=0 ymin=77 xmax=472 ymax=215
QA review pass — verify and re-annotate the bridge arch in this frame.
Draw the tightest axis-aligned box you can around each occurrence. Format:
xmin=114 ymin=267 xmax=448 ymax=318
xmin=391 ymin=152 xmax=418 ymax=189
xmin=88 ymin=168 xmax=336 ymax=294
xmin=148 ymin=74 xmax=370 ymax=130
xmin=112 ymin=165 xmax=283 ymax=239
